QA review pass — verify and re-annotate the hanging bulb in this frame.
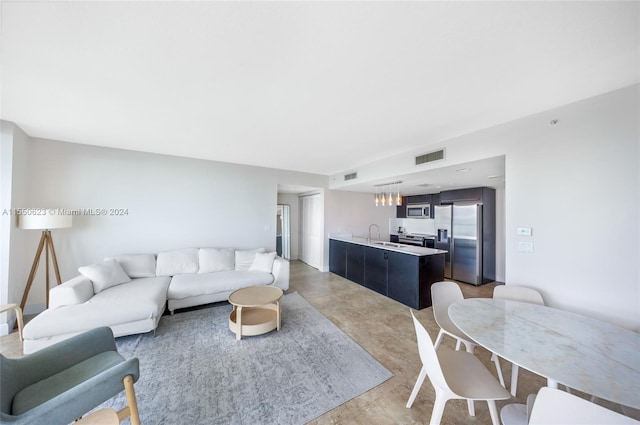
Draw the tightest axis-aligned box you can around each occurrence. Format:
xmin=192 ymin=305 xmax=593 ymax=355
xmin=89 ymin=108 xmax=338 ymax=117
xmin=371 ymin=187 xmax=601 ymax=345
xmin=396 ymin=185 xmax=402 ymax=206
xmin=374 ymin=192 xmax=379 ymax=207
xmin=389 ymin=190 xmax=394 ymax=207
xmin=381 ymin=191 xmax=386 ymax=206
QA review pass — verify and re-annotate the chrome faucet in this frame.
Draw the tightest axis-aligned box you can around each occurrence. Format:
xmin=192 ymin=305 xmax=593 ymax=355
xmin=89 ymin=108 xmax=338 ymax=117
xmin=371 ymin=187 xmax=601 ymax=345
xmin=368 ymin=224 xmax=380 ymax=243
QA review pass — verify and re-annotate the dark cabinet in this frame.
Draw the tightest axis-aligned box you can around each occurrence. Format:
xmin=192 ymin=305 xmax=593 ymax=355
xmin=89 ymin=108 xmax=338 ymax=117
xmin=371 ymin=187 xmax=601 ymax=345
xmin=406 ymin=194 xmax=431 ymax=204
xmin=401 ymin=194 xmax=437 ymax=218
xmin=329 ymin=239 xmax=347 ymax=278
xmin=364 ymin=247 xmax=388 ymax=296
xmin=439 ymin=187 xmax=483 ymax=204
xmin=346 ymin=243 xmax=365 ymax=285
xmin=330 ymin=240 xmax=368 ymax=286
xmin=387 ymin=252 xmax=419 ymax=308
xmin=387 ymin=253 xmax=444 ymax=309
xmin=396 ymin=196 xmax=407 ymax=218
xmin=430 ymin=193 xmax=440 ymax=216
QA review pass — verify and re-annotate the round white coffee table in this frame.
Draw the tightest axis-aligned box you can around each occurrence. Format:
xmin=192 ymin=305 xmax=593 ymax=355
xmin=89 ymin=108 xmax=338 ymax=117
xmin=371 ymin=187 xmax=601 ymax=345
xmin=228 ymin=286 xmax=283 ymax=340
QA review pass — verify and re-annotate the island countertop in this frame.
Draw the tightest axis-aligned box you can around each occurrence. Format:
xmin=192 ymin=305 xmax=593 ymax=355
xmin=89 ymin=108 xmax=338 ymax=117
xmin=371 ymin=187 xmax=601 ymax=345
xmin=329 ymin=235 xmax=447 ymax=257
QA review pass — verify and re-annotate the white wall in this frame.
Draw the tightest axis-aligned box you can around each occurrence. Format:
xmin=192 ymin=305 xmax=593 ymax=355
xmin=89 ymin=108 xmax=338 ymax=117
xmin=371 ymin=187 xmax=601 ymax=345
xmin=8 ymin=138 xmax=326 ymax=313
xmin=504 ymin=85 xmax=639 ymax=328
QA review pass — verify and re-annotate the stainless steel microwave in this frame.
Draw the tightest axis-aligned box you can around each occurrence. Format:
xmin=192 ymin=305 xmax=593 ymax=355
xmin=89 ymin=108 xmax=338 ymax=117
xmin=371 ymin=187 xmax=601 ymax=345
xmin=406 ymin=204 xmax=431 ymax=218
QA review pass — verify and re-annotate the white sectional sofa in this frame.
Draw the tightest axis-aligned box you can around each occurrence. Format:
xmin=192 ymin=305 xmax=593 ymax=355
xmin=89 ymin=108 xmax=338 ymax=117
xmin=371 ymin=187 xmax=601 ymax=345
xmin=22 ymin=248 xmax=289 ymax=354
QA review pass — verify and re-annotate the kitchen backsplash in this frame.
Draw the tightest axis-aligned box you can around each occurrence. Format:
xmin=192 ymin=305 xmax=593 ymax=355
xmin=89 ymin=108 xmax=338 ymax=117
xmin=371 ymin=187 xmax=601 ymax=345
xmin=389 ymin=218 xmax=436 ymax=235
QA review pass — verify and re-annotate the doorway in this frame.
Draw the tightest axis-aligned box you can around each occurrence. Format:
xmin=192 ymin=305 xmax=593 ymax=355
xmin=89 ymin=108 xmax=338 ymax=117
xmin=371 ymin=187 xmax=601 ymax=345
xmin=276 ymin=204 xmax=291 ymax=260
xmin=299 ymin=193 xmax=323 ymax=270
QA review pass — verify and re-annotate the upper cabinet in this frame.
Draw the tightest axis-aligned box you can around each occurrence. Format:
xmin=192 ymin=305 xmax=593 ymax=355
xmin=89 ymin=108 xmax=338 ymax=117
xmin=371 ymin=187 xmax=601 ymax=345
xmin=439 ymin=187 xmax=484 ymax=204
xmin=396 ymin=196 xmax=407 ymax=218
xmin=396 ymin=194 xmax=438 ymax=219
xmin=397 ymin=188 xmax=494 ymax=219
xmin=406 ymin=194 xmax=431 ymax=204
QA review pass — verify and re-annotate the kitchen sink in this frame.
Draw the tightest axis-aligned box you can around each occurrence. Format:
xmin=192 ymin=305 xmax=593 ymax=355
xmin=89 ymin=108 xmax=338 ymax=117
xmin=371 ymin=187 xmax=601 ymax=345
xmin=373 ymin=242 xmax=405 ymax=248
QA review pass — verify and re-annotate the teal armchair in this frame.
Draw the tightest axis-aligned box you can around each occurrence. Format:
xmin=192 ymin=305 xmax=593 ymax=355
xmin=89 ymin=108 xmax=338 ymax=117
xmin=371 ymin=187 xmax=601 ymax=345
xmin=1 ymin=327 xmax=140 ymax=424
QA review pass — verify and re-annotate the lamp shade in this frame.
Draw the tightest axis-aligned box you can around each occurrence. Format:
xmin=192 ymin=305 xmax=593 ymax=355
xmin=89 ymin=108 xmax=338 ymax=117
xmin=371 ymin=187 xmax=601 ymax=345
xmin=18 ymin=211 xmax=72 ymax=230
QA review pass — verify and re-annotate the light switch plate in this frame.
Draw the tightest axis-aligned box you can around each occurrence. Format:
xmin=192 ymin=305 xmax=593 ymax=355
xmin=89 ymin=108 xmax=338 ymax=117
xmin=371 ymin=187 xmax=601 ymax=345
xmin=517 ymin=227 xmax=532 ymax=236
xmin=518 ymin=241 xmax=534 ymax=253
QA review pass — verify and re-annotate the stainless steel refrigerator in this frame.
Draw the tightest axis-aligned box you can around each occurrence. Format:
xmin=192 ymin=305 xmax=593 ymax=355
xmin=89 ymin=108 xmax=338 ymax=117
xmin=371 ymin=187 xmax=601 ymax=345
xmin=434 ymin=204 xmax=483 ymax=285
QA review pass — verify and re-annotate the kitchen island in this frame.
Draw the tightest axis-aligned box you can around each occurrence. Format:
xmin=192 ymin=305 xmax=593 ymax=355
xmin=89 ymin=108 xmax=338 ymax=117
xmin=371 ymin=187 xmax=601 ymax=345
xmin=329 ymin=235 xmax=446 ymax=309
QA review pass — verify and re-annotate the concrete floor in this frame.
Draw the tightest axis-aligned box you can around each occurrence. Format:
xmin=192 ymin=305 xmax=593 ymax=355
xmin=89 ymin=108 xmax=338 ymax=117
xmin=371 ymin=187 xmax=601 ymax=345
xmin=289 ymin=261 xmax=545 ymax=425
xmin=1 ymin=260 xmax=614 ymax=424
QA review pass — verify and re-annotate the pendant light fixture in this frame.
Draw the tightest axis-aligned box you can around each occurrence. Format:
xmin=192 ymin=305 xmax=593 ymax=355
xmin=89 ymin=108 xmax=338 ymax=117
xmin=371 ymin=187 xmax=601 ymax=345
xmin=373 ymin=181 xmax=402 ymax=207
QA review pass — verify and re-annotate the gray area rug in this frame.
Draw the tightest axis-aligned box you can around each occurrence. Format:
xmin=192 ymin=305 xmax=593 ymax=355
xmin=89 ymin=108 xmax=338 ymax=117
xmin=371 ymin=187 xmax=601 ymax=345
xmin=98 ymin=292 xmax=393 ymax=424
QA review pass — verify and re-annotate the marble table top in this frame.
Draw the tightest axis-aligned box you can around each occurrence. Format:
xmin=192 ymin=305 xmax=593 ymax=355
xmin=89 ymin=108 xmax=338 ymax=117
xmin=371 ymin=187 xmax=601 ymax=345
xmin=449 ymin=298 xmax=640 ymax=410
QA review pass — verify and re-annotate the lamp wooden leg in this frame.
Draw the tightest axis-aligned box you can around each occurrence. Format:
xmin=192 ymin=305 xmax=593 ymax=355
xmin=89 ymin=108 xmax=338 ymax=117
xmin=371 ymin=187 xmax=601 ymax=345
xmin=45 ymin=232 xmax=50 ymax=308
xmin=19 ymin=231 xmax=47 ymax=311
xmin=46 ymin=231 xmax=63 ymax=285
xmin=19 ymin=230 xmax=64 ymax=312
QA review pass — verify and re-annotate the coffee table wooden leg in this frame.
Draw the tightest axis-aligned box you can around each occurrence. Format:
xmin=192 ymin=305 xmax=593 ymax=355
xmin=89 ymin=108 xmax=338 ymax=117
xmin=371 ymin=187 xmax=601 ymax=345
xmin=236 ymin=306 xmax=243 ymax=340
xmin=276 ymin=300 xmax=281 ymax=331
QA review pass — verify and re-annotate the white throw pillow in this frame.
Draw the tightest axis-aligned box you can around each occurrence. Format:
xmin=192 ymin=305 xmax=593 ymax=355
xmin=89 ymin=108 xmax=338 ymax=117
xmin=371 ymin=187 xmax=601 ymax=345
xmin=199 ymin=248 xmax=234 ymax=273
xmin=156 ymin=248 xmax=199 ymax=277
xmin=235 ymin=248 xmax=266 ymax=271
xmin=79 ymin=258 xmax=131 ymax=293
xmin=249 ymin=251 xmax=277 ymax=273
xmin=104 ymin=254 xmax=156 ymax=278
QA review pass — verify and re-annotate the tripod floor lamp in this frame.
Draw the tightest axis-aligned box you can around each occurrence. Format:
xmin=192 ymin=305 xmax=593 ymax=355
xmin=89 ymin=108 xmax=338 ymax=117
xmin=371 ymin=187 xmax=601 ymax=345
xmin=18 ymin=212 xmax=72 ymax=310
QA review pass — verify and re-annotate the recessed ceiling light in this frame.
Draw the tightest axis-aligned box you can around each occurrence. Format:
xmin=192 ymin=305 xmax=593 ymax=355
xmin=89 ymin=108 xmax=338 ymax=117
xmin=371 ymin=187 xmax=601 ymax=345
xmin=487 ymin=175 xmax=503 ymax=179
xmin=456 ymin=168 xmax=470 ymax=172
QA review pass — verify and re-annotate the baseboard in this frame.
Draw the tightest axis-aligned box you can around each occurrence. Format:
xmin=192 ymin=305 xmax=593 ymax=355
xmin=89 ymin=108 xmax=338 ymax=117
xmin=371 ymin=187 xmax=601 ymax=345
xmin=0 ymin=318 xmax=14 ymax=336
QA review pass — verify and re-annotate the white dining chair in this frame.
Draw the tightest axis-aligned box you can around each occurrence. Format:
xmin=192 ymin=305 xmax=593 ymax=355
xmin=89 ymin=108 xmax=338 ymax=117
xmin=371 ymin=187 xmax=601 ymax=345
xmin=431 ymin=281 xmax=477 ymax=353
xmin=406 ymin=309 xmax=511 ymax=425
xmin=492 ymin=285 xmax=545 ymax=396
xmin=431 ymin=281 xmax=505 ymax=386
xmin=528 ymin=387 xmax=640 ymax=424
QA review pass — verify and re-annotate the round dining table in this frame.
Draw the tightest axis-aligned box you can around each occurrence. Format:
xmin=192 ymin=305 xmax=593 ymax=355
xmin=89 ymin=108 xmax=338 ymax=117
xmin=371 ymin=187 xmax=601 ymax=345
xmin=448 ymin=298 xmax=640 ymax=410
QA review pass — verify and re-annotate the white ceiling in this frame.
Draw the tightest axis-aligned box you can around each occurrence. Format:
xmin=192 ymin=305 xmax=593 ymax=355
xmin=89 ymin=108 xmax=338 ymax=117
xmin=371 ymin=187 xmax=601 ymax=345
xmin=2 ymin=1 xmax=638 ymax=182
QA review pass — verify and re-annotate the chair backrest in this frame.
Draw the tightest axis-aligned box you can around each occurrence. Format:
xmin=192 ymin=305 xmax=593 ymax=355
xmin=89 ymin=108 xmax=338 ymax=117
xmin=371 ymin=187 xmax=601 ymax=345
xmin=1 ymin=354 xmax=14 ymax=414
xmin=409 ymin=309 xmax=450 ymax=392
xmin=493 ymin=285 xmax=544 ymax=305
xmin=430 ymin=281 xmax=464 ymax=328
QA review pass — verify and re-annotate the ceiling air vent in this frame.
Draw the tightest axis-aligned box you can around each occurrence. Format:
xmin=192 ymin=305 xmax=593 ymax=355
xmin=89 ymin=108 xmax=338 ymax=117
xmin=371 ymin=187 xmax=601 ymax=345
xmin=344 ymin=172 xmax=358 ymax=181
xmin=415 ymin=149 xmax=445 ymax=165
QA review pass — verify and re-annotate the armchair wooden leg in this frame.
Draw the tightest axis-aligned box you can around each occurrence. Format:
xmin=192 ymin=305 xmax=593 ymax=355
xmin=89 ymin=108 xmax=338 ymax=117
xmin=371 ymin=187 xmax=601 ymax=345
xmin=117 ymin=375 xmax=140 ymax=425
xmin=0 ymin=304 xmax=23 ymax=341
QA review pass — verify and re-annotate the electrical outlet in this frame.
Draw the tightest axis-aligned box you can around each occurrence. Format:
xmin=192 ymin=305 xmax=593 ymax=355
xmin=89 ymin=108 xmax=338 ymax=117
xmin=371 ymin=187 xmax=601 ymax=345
xmin=517 ymin=227 xmax=532 ymax=236
xmin=518 ymin=241 xmax=534 ymax=253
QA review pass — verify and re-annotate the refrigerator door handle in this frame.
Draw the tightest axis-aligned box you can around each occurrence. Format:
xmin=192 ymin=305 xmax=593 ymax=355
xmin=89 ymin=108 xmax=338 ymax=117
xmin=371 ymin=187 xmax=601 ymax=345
xmin=450 ymin=236 xmax=454 ymax=262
